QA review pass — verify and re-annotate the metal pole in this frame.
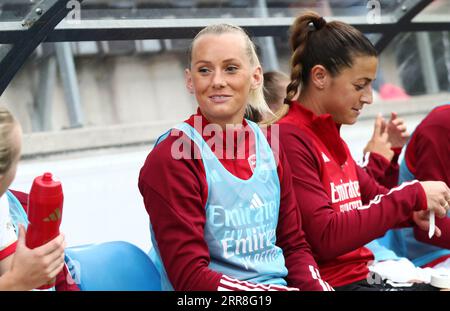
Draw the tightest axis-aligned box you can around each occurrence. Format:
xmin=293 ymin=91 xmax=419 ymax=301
xmin=442 ymin=31 xmax=450 ymax=89
xmin=256 ymin=0 xmax=279 ymax=71
xmin=33 ymin=55 xmax=57 ymax=131
xmin=55 ymin=41 xmax=84 ymax=127
xmin=416 ymin=32 xmax=439 ymax=94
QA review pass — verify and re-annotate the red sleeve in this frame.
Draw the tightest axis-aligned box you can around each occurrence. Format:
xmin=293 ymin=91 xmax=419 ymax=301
xmin=9 ymin=190 xmax=28 ymax=213
xmin=362 ymin=151 xmax=399 ymax=189
xmin=278 ymin=124 xmax=427 ymax=261
xmin=0 ymin=242 xmax=17 ymax=261
xmin=272 ymin=139 xmax=331 ymax=291
xmin=55 ymin=264 xmax=80 ymax=291
xmin=357 ymin=166 xmax=425 ymax=229
xmin=392 ymin=147 xmax=402 ymax=164
xmin=409 ymin=124 xmax=450 ymax=186
xmin=410 ymin=125 xmax=450 ymax=247
xmin=356 ymin=165 xmax=389 ymax=204
xmin=415 ymin=217 xmax=450 ymax=248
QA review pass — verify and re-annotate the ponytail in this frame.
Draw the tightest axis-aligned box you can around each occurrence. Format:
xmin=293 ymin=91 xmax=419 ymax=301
xmin=265 ymin=11 xmax=377 ymax=124
xmin=286 ymin=11 xmax=377 ymax=102
xmin=286 ymin=12 xmax=327 ymax=102
xmin=263 ymin=11 xmax=377 ymax=125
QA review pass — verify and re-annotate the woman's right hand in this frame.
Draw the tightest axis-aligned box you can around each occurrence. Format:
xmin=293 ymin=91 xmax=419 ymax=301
xmin=413 ymin=181 xmax=450 ymax=236
xmin=420 ymin=181 xmax=450 ymax=217
xmin=8 ymin=224 xmax=66 ymax=290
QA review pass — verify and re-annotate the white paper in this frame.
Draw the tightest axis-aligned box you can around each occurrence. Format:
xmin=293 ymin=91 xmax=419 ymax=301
xmin=428 ymin=210 xmax=435 ymax=239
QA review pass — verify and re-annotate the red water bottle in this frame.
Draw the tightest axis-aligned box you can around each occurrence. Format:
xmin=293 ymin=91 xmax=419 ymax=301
xmin=26 ymin=172 xmax=64 ymax=289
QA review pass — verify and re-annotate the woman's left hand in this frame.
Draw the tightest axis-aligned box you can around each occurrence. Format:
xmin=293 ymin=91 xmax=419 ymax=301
xmin=387 ymin=112 xmax=410 ymax=148
xmin=363 ymin=114 xmax=394 ymax=162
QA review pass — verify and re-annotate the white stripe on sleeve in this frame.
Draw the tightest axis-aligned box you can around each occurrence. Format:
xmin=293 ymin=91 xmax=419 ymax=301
xmin=218 ymin=275 xmax=299 ymax=291
xmin=357 ymin=180 xmax=419 ymax=211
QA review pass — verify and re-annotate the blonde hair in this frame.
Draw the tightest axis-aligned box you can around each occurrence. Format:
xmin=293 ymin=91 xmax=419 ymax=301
xmin=260 ymin=103 xmax=290 ymax=125
xmin=0 ymin=107 xmax=18 ymax=175
xmin=187 ymin=23 xmax=271 ymax=121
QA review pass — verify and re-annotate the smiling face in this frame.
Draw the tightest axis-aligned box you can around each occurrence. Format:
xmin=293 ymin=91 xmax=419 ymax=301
xmin=185 ymin=32 xmax=262 ymax=127
xmin=323 ymin=55 xmax=378 ymax=125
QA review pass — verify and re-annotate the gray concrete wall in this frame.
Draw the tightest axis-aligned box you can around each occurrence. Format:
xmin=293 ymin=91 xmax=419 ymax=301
xmin=0 ymin=52 xmax=196 ymax=133
xmin=1 ymin=51 xmax=448 ymax=158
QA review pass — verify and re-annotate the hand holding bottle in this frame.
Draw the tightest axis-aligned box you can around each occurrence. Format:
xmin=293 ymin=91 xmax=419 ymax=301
xmin=3 ymin=224 xmax=65 ymax=291
xmin=26 ymin=172 xmax=64 ymax=289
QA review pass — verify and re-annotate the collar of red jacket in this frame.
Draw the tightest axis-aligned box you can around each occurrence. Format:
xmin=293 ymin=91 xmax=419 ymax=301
xmin=182 ymin=108 xmax=253 ymax=157
xmin=191 ymin=108 xmax=249 ymax=127
xmin=280 ymin=101 xmax=348 ymax=166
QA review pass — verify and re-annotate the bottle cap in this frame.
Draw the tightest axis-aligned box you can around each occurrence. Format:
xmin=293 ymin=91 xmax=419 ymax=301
xmin=42 ymin=172 xmax=53 ymax=182
xmin=31 ymin=172 xmax=63 ymax=199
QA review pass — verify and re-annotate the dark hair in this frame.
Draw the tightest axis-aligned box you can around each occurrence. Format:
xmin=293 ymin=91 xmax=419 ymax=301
xmin=243 ymin=106 xmax=262 ymax=123
xmin=286 ymin=11 xmax=377 ymax=102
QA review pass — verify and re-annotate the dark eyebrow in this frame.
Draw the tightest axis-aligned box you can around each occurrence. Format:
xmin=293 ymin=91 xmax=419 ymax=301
xmin=355 ymin=77 xmax=374 ymax=84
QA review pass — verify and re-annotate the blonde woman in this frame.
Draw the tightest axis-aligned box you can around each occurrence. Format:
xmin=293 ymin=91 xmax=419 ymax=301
xmin=0 ymin=107 xmax=66 ymax=290
xmin=139 ymin=24 xmax=331 ymax=291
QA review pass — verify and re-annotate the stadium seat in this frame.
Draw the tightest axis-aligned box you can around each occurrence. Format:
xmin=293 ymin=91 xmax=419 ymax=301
xmin=65 ymin=241 xmax=161 ymax=291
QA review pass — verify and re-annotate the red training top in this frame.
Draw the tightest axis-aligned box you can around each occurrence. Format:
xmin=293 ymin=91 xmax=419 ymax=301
xmin=277 ymin=102 xmax=427 ymax=287
xmin=139 ymin=110 xmax=330 ymax=291
xmin=403 ymin=104 xmax=450 ymax=250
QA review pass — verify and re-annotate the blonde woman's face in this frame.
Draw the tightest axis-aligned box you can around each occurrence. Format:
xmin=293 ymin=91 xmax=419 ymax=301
xmin=0 ymin=123 xmax=22 ymax=197
xmin=185 ymin=32 xmax=262 ymax=126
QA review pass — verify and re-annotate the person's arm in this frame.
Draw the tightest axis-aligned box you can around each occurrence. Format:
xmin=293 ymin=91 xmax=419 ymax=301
xmin=139 ymin=134 xmax=297 ymax=291
xmin=279 ymin=124 xmax=427 ymax=261
xmin=54 ymin=264 xmax=80 ymax=291
xmin=409 ymin=124 xmax=450 ymax=186
xmin=274 ymin=146 xmax=332 ymax=291
xmin=0 ymin=196 xmax=19 ymax=275
xmin=415 ymin=217 xmax=450 ymax=248
xmin=362 ymin=151 xmax=400 ymax=189
xmin=361 ymin=114 xmax=400 ymax=189
xmin=357 ymin=166 xmax=421 ymax=229
xmin=411 ymin=125 xmax=450 ymax=246
xmin=0 ymin=225 xmax=65 ymax=291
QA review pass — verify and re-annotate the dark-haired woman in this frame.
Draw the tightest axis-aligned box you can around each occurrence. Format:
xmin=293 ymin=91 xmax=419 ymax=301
xmin=266 ymin=12 xmax=450 ymax=291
